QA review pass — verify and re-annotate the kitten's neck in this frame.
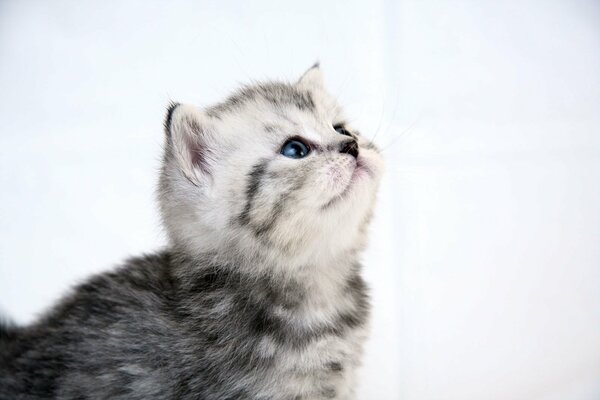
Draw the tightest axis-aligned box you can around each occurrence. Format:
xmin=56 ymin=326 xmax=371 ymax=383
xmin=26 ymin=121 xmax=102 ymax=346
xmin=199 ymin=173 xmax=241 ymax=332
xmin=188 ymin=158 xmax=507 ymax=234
xmin=169 ymin=244 xmax=362 ymax=311
xmin=167 ymin=245 xmax=369 ymax=345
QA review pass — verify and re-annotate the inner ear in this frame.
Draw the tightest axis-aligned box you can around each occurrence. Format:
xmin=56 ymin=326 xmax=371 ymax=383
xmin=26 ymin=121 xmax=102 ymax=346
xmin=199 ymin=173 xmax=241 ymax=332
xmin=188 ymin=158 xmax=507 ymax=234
xmin=165 ymin=104 xmax=214 ymax=184
xmin=297 ymin=62 xmax=325 ymax=91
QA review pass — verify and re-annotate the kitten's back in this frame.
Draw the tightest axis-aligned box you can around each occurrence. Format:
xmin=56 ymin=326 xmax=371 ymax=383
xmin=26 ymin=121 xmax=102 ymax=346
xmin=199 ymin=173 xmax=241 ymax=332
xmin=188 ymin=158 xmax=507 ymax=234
xmin=0 ymin=252 xmax=178 ymax=399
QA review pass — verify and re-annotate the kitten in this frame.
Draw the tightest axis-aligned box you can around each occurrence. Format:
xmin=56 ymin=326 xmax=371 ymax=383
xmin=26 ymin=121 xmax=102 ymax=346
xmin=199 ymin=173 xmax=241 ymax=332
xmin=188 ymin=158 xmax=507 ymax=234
xmin=0 ymin=65 xmax=384 ymax=400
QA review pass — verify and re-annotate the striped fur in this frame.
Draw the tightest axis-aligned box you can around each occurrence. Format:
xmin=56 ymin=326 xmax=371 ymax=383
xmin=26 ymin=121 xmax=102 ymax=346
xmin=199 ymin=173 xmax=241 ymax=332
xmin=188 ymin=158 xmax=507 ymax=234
xmin=0 ymin=66 xmax=384 ymax=399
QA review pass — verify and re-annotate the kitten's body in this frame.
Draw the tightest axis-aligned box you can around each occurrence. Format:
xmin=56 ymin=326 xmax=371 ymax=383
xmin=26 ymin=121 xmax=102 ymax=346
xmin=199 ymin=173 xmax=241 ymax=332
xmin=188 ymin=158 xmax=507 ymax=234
xmin=0 ymin=66 xmax=383 ymax=399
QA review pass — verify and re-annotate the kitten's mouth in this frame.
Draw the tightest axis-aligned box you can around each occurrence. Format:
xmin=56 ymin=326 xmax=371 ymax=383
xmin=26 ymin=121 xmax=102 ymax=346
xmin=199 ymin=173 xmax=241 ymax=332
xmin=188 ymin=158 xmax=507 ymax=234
xmin=354 ymin=157 xmax=372 ymax=178
xmin=321 ymin=157 xmax=372 ymax=210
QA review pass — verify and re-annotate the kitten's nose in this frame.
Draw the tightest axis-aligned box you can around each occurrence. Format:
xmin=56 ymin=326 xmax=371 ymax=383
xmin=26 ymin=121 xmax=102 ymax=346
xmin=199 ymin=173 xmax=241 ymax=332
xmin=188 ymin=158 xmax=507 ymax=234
xmin=340 ymin=139 xmax=359 ymax=159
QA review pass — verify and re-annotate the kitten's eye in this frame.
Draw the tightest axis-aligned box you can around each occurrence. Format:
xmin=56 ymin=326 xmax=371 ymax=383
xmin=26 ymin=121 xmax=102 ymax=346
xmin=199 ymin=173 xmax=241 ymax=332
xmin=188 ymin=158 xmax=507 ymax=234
xmin=333 ymin=124 xmax=352 ymax=137
xmin=281 ymin=139 xmax=310 ymax=159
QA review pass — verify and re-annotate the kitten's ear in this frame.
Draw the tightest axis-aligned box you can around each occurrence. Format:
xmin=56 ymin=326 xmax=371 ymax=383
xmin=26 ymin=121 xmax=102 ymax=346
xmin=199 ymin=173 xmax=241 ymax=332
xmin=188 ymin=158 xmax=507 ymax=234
xmin=297 ymin=62 xmax=324 ymax=91
xmin=164 ymin=103 xmax=214 ymax=185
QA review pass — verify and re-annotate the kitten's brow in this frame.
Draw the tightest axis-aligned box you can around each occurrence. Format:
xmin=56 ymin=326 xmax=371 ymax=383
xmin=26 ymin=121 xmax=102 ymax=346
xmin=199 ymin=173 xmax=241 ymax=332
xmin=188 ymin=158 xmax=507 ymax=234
xmin=206 ymin=82 xmax=316 ymax=118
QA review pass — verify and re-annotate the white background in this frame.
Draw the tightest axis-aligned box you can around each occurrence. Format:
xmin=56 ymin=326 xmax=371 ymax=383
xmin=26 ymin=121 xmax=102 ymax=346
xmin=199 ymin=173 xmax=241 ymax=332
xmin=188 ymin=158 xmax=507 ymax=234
xmin=1 ymin=1 xmax=599 ymax=399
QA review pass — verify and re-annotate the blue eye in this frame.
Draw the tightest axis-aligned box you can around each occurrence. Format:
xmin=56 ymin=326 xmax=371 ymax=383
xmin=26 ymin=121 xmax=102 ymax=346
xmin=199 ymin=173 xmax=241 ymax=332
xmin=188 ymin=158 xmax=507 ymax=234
xmin=281 ymin=139 xmax=310 ymax=159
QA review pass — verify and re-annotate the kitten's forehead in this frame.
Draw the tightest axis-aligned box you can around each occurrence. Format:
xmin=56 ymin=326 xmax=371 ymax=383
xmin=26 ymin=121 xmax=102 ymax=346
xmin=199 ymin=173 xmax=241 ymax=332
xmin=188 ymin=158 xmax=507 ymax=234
xmin=206 ymin=82 xmax=313 ymax=117
xmin=206 ymin=81 xmax=341 ymax=124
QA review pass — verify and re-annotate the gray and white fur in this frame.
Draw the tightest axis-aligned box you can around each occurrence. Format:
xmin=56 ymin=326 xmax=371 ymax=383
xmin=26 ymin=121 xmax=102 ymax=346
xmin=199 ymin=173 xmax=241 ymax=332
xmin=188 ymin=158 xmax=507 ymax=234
xmin=0 ymin=65 xmax=384 ymax=400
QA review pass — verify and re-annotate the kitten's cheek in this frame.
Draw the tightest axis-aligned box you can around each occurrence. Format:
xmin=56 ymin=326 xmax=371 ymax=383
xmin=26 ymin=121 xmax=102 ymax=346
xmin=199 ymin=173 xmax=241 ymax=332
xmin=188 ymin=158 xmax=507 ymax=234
xmin=326 ymin=164 xmax=353 ymax=195
xmin=329 ymin=166 xmax=347 ymax=187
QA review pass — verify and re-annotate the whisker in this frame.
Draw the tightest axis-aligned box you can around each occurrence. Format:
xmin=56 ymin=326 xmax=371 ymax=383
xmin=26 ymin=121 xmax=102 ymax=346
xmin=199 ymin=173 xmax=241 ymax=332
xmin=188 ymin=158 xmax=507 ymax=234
xmin=370 ymin=85 xmax=402 ymax=145
xmin=369 ymin=97 xmax=387 ymax=145
xmin=378 ymin=114 xmax=423 ymax=153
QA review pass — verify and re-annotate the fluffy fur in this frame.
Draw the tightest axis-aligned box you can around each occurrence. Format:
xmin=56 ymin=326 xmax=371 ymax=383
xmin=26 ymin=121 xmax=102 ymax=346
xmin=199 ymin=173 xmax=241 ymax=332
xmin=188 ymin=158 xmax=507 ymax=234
xmin=0 ymin=65 xmax=384 ymax=399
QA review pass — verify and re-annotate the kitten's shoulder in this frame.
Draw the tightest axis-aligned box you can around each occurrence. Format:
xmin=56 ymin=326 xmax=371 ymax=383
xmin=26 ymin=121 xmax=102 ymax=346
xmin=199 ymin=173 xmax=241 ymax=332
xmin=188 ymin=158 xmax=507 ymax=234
xmin=36 ymin=251 xmax=176 ymax=329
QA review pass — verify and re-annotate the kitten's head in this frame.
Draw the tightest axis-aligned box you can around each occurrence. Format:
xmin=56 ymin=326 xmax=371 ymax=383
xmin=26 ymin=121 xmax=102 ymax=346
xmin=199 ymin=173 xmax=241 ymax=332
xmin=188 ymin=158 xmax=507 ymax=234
xmin=159 ymin=65 xmax=384 ymax=269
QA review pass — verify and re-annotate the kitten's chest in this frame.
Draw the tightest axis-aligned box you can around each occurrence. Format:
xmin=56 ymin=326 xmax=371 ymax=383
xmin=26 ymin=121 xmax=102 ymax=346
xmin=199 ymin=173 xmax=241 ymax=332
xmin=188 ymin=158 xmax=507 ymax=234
xmin=250 ymin=271 xmax=370 ymax=399
xmin=257 ymin=325 xmax=368 ymax=400
xmin=179 ymin=265 xmax=370 ymax=399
